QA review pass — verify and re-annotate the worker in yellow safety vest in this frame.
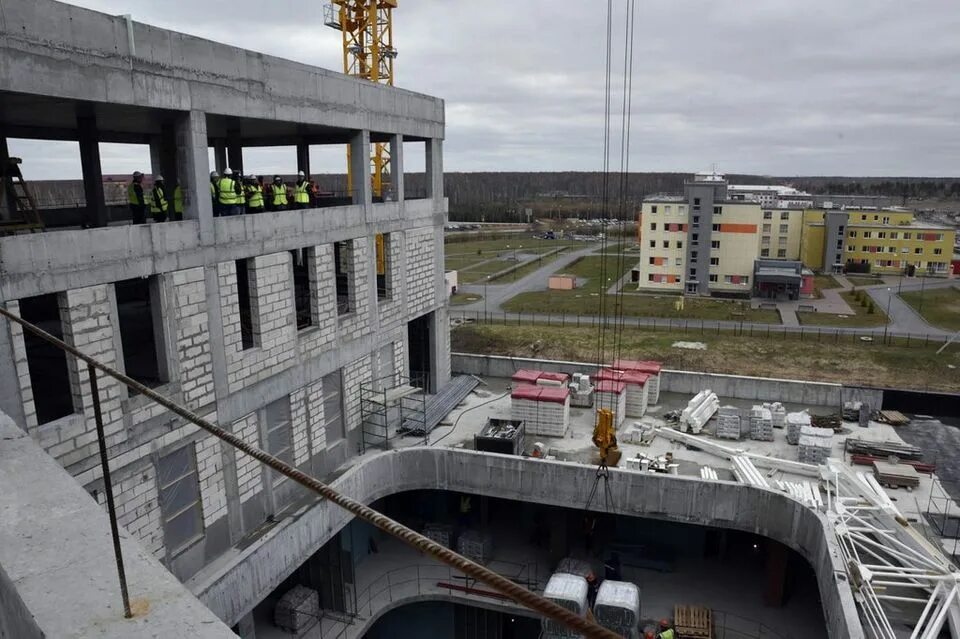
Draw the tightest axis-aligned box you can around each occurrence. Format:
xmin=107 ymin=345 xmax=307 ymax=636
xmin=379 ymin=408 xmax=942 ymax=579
xmin=270 ymin=175 xmax=287 ymax=211
xmin=245 ymin=176 xmax=264 ymax=213
xmin=656 ymin=619 xmax=675 ymax=639
xmin=149 ymin=175 xmax=169 ymax=223
xmin=172 ymin=182 xmax=184 ymax=221
xmin=127 ymin=170 xmax=147 ymax=224
xmin=217 ymin=168 xmax=239 ymax=216
xmin=210 ymin=171 xmax=220 ymax=216
xmin=293 ymin=170 xmax=310 ymax=209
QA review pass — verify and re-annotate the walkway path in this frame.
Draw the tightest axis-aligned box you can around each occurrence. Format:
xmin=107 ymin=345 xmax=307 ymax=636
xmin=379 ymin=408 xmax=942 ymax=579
xmin=864 ymin=279 xmax=956 ymax=335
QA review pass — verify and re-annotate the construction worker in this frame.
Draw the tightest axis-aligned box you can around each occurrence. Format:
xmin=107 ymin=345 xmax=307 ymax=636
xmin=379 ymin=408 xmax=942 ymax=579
xmin=127 ymin=170 xmax=147 ymax=224
xmin=217 ymin=168 xmax=238 ymax=215
xmin=245 ymin=175 xmax=264 ymax=213
xmin=656 ymin=619 xmax=675 ymax=639
xmin=270 ymin=175 xmax=287 ymax=211
xmin=172 ymin=181 xmax=184 ymax=221
xmin=149 ymin=175 xmax=169 ymax=223
xmin=293 ymin=170 xmax=310 ymax=209
xmin=210 ymin=171 xmax=220 ymax=216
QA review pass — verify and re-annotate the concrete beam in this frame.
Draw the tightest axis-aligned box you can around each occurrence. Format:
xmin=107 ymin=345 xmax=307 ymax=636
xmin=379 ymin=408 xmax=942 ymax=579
xmin=76 ymin=112 xmax=108 ymax=228
xmin=426 ymin=138 xmax=443 ymax=200
xmin=188 ymin=447 xmax=862 ymax=639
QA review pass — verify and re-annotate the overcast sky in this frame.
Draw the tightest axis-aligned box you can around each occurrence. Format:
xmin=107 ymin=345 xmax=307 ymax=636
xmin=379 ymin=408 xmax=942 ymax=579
xmin=11 ymin=0 xmax=960 ymax=178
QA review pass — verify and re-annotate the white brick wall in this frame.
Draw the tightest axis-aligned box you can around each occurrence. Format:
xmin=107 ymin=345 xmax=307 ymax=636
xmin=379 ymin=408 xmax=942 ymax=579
xmin=99 ymin=465 xmax=164 ymax=558
xmin=338 ymin=238 xmax=372 ymax=341
xmin=195 ymin=434 xmax=227 ymax=527
xmin=291 ymin=388 xmax=309 ymax=465
xmin=173 ymin=267 xmax=215 ymax=408
xmin=299 ymin=245 xmax=338 ymax=359
xmin=406 ymin=228 xmax=437 ymax=316
xmin=378 ymin=232 xmax=404 ymax=328
xmin=233 ymin=412 xmax=262 ymax=502
xmin=5 ymin=300 xmax=39 ymax=430
xmin=342 ymin=354 xmax=373 ymax=432
xmin=393 ymin=338 xmax=407 ymax=380
xmin=306 ymin=380 xmax=326 ymax=455
xmin=220 ymin=254 xmax=297 ymax=394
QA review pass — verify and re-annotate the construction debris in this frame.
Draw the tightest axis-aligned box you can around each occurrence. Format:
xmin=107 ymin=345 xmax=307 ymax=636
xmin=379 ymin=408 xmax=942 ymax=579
xmin=274 ymin=585 xmax=320 ymax=633
xmin=811 ymin=413 xmax=842 ymax=431
xmin=876 ymin=410 xmax=910 ymax=426
xmin=842 ymin=401 xmax=862 ymax=421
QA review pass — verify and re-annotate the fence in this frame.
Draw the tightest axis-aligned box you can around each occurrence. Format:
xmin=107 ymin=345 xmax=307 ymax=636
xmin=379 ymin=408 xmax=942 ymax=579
xmin=449 ymin=309 xmax=955 ymax=349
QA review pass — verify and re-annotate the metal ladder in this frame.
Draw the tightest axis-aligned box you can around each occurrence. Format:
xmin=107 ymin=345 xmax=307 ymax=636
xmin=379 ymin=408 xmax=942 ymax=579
xmin=0 ymin=157 xmax=45 ymax=235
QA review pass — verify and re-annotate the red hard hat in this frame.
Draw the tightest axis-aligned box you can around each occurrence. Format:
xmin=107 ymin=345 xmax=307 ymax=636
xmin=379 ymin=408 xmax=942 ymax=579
xmin=660 ymin=619 xmax=670 ymax=629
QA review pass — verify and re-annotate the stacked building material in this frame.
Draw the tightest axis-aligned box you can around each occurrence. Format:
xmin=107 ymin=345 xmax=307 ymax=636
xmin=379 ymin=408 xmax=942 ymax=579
xmin=510 ymin=385 xmax=571 ymax=437
xmin=764 ymin=402 xmax=786 ymax=429
xmin=274 ymin=585 xmax=320 ymax=633
xmin=423 ymin=523 xmax=455 ymax=548
xmin=700 ymin=466 xmax=719 ymax=481
xmin=749 ymin=405 xmax=774 ymax=441
xmin=555 ymin=557 xmax=594 ymax=579
xmin=715 ymin=405 xmax=742 ymax=440
xmin=594 ymin=380 xmax=627 ymax=427
xmin=568 ymin=373 xmax=594 ymax=408
xmin=511 ymin=369 xmax=570 ymax=388
xmin=681 ymin=390 xmax=719 ymax=434
xmin=845 ymin=438 xmax=923 ymax=460
xmin=595 ymin=580 xmax=640 ymax=638
xmin=786 ymin=411 xmax=812 ymax=445
xmin=873 ymin=460 xmax=920 ymax=490
xmin=542 ymin=573 xmax=590 ymax=638
xmin=732 ymin=455 xmax=770 ymax=488
xmin=457 ymin=529 xmax=494 ymax=565
xmin=594 ymin=368 xmax=650 ymax=417
xmin=798 ymin=425 xmax=833 ymax=464
xmin=612 ymin=359 xmax=663 ymax=404
xmin=842 ymin=401 xmax=862 ymax=421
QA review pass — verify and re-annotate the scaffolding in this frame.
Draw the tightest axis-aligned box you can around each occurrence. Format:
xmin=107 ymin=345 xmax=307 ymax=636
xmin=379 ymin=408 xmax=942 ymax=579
xmin=360 ymin=373 xmax=426 ymax=452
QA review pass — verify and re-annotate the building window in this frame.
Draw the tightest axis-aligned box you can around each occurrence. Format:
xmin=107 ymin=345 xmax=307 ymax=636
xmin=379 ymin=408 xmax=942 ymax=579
xmin=873 ymin=215 xmax=879 ymax=221
xmin=712 ymin=223 xmax=720 ymax=232
xmin=291 ymin=248 xmax=313 ymax=330
xmin=847 ymin=245 xmax=854 ymax=252
xmin=651 ymin=205 xmax=658 ymax=214
xmin=19 ymin=293 xmax=73 ymax=425
xmin=713 ymin=206 xmax=723 ymax=215
xmin=761 ymin=248 xmax=770 ymax=257
xmin=649 ymin=240 xmax=655 ymax=248
xmin=761 ymin=236 xmax=770 ymax=244
xmin=711 ymin=240 xmax=720 ymax=249
xmin=781 ymin=211 xmax=790 ymax=220
xmin=334 ymin=240 xmax=353 ymax=315
xmin=778 ymin=236 xmax=787 ymax=246
xmin=679 ymin=205 xmax=687 ymax=213
xmin=675 ymin=258 xmax=682 ymax=266
xmin=650 ymin=223 xmax=657 ymax=231
xmin=860 ymin=215 xmax=866 ymax=221
xmin=664 ymin=205 xmax=671 ymax=213
xmin=694 ymin=198 xmax=701 ymax=206
xmin=779 ymin=224 xmax=788 ymax=233
xmin=662 ymin=240 xmax=669 ymax=249
xmin=763 ymin=211 xmax=772 ymax=220
xmin=709 ymin=274 xmax=718 ymax=282
xmin=882 ymin=216 xmax=890 ymax=224
xmin=915 ymin=247 xmax=923 ymax=254
xmin=265 ymin=397 xmax=293 ymax=485
xmin=235 ymin=259 xmax=255 ymax=349
xmin=323 ymin=370 xmax=344 ymax=445
xmin=691 ymin=251 xmax=699 ymax=260
xmin=693 ymin=215 xmax=700 ymax=226
xmin=761 ymin=223 xmax=772 ymax=233
xmin=375 ymin=233 xmax=392 ymax=300
xmin=116 ymin=277 xmax=168 ymax=391
xmin=777 ymin=249 xmax=787 ymax=258
xmin=158 ymin=445 xmax=204 ymax=555
xmin=878 ymin=231 xmax=886 ymax=239
xmin=890 ymin=232 xmax=898 ymax=239
xmin=848 ymin=231 xmax=857 ymax=238
xmin=676 ymin=241 xmax=683 ymax=249
xmin=886 ymin=246 xmax=895 ymax=253
xmin=904 ymin=232 xmax=912 ymax=240
xmin=934 ymin=248 xmax=943 ymax=255
xmin=836 ymin=240 xmax=843 ymax=250
xmin=648 ymin=257 xmax=657 ymax=265
xmin=689 ymin=268 xmax=697 ymax=277
xmin=863 ymin=231 xmax=872 ymax=238
xmin=709 ymin=257 xmax=719 ymax=265
xmin=647 ymin=274 xmax=656 ymax=282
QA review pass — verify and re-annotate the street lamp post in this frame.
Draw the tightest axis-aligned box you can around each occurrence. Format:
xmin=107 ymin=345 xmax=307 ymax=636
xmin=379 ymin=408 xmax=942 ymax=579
xmin=919 ymin=273 xmax=927 ymax=312
xmin=484 ymin=276 xmax=489 ymax=321
xmin=883 ymin=287 xmax=893 ymax=344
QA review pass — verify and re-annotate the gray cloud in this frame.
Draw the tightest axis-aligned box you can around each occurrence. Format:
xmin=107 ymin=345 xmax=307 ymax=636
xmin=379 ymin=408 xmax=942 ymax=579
xmin=15 ymin=0 xmax=960 ymax=177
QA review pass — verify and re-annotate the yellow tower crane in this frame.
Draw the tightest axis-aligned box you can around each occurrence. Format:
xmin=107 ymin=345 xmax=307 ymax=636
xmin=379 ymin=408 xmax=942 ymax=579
xmin=324 ymin=0 xmax=398 ymax=199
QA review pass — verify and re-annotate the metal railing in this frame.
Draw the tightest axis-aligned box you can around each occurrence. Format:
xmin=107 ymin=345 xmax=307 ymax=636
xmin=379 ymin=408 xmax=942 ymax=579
xmin=0 ymin=306 xmax=620 ymax=639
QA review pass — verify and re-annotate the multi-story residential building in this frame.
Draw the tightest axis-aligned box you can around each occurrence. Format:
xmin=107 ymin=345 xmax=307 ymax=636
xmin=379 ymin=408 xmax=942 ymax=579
xmin=636 ymin=174 xmax=955 ymax=297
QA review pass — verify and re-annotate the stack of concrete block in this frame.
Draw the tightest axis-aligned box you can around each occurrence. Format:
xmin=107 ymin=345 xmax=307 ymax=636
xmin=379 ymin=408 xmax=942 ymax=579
xmin=274 ymin=585 xmax=320 ymax=633
xmin=511 ymin=369 xmax=570 ymax=389
xmin=613 ymin=359 xmax=663 ymax=405
xmin=749 ymin=405 xmax=774 ymax=441
xmin=715 ymin=405 xmax=742 ymax=440
xmin=542 ymin=572 xmax=590 ymax=638
xmin=594 ymin=381 xmax=627 ymax=427
xmin=568 ymin=373 xmax=594 ymax=408
xmin=457 ymin=529 xmax=494 ymax=565
xmin=423 ymin=523 xmax=455 ymax=548
xmin=680 ymin=390 xmax=719 ymax=434
xmin=798 ymin=425 xmax=833 ymax=464
xmin=511 ymin=386 xmax=571 ymax=437
xmin=595 ymin=580 xmax=640 ymax=638
xmin=764 ymin=402 xmax=786 ymax=429
xmin=786 ymin=412 xmax=812 ymax=445
xmin=595 ymin=368 xmax=650 ymax=417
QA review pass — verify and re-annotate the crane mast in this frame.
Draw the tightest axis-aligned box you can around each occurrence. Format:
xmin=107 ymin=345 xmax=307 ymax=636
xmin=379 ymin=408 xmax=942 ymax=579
xmin=324 ymin=0 xmax=397 ymax=198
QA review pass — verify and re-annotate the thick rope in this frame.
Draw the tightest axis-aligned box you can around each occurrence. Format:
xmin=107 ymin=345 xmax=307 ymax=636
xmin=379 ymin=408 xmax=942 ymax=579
xmin=0 ymin=306 xmax=620 ymax=639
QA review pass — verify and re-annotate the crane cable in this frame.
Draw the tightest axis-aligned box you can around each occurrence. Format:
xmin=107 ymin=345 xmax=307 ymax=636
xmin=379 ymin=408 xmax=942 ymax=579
xmin=0 ymin=307 xmax=621 ymax=639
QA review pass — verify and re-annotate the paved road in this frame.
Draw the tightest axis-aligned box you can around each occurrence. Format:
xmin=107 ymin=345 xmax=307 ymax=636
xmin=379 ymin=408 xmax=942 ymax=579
xmin=863 ymin=279 xmax=957 ymax=337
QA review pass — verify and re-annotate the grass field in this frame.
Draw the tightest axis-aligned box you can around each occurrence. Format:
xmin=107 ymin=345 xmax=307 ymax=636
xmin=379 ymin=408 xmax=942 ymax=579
xmin=452 ymin=324 xmax=960 ymax=392
xmin=457 ymin=259 xmax=516 ymax=283
xmin=900 ymin=286 xmax=960 ymax=331
xmin=488 ymin=249 xmax=568 ymax=283
xmin=445 ymin=237 xmax=585 ymax=279
xmin=812 ymin=275 xmax=843 ymax=295
xmin=449 ymin=292 xmax=482 ymax=306
xmin=846 ymin=275 xmax=883 ymax=287
xmin=798 ymin=290 xmax=888 ymax=327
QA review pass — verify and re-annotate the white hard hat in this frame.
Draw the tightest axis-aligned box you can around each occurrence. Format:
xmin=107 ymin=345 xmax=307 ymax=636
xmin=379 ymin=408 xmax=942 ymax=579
xmin=224 ymin=167 xmax=233 ymax=176
xmin=210 ymin=171 xmax=219 ymax=178
xmin=155 ymin=175 xmax=164 ymax=181
xmin=298 ymin=170 xmax=305 ymax=177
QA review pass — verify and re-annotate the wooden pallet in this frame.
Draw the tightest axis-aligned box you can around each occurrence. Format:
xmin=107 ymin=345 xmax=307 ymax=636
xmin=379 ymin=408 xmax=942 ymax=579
xmin=877 ymin=410 xmax=909 ymax=426
xmin=675 ymin=604 xmax=712 ymax=638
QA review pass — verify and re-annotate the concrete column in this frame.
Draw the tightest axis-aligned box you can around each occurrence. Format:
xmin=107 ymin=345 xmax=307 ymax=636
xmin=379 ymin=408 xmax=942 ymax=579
xmin=0 ymin=134 xmax=17 ymax=221
xmin=235 ymin=611 xmax=257 ymax=639
xmin=174 ymin=110 xmax=214 ymax=238
xmin=76 ymin=113 xmax=108 ymax=228
xmin=213 ymin=140 xmax=227 ymax=174
xmin=227 ymin=128 xmax=243 ymax=175
xmin=296 ymin=141 xmax=311 ymax=177
xmin=349 ymin=130 xmax=371 ymax=207
xmin=425 ymin=137 xmax=443 ymax=200
xmin=390 ymin=134 xmax=404 ymax=202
